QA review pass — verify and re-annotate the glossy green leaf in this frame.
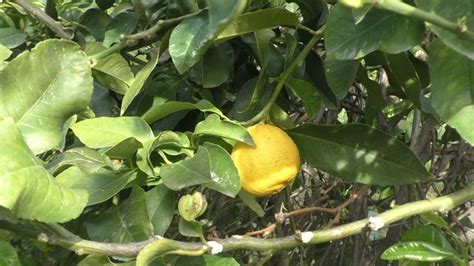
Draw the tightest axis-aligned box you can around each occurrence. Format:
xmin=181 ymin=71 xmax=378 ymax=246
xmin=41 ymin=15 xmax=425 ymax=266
xmin=178 ymin=218 xmax=202 ymax=237
xmin=401 ymin=226 xmax=458 ymax=254
xmin=80 ymin=8 xmax=112 ymax=39
xmin=0 ymin=118 xmax=88 ymax=223
xmin=415 ymin=0 xmax=474 ymax=60
xmin=146 ymin=185 xmax=176 ymax=236
xmin=86 ymin=186 xmax=153 ymax=243
xmin=215 ymin=8 xmax=299 ymax=44
xmin=384 ymin=53 xmax=422 ymax=107
xmin=325 ymin=4 xmax=424 ymax=60
xmin=175 ymin=254 xmax=240 ymax=266
xmin=286 ymin=78 xmax=322 ymax=119
xmin=270 ymin=104 xmax=296 ymax=130
xmin=238 ymin=191 xmax=264 ymax=217
xmin=160 ymin=147 xmax=211 ymax=190
xmin=207 ymin=0 xmax=247 ymax=35
xmin=46 ymin=147 xmax=114 ymax=175
xmin=305 ymin=51 xmax=337 ymax=108
xmin=85 ymin=43 xmax=134 ymax=94
xmin=71 ymin=116 xmax=154 ymax=148
xmin=419 ymin=212 xmax=450 ymax=230
xmin=242 ymin=29 xmax=275 ymax=67
xmin=142 ymin=99 xmax=224 ymax=124
xmin=191 ymin=43 xmax=234 ymax=88
xmin=288 ymin=123 xmax=432 ymax=185
xmin=324 ymin=55 xmax=359 ymax=98
xmin=103 ymin=12 xmax=138 ymax=47
xmin=381 ymin=241 xmax=462 ymax=263
xmin=121 ymin=52 xmax=159 ymax=114
xmin=0 ymin=39 xmax=93 ymax=154
xmin=56 ymin=166 xmax=135 ymax=206
xmin=137 ymin=131 xmax=192 ymax=176
xmin=169 ymin=12 xmax=214 ymax=74
xmin=194 ymin=114 xmax=254 ymax=145
xmin=429 ymin=40 xmax=474 ymax=145
xmin=0 ymin=27 xmax=26 ymax=48
xmin=105 ymin=137 xmax=143 ymax=159
xmin=203 ymin=143 xmax=241 ymax=197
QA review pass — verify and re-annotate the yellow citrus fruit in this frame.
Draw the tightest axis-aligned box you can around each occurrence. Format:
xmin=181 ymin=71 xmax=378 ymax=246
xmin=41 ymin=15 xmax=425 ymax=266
xmin=231 ymin=124 xmax=300 ymax=197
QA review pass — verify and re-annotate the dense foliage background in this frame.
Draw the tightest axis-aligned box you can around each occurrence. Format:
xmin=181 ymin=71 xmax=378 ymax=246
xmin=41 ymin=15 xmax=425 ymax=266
xmin=0 ymin=0 xmax=473 ymax=265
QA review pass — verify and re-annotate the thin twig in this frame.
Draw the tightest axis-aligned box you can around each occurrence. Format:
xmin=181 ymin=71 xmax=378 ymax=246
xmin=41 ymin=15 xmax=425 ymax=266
xmin=13 ymin=0 xmax=72 ymax=39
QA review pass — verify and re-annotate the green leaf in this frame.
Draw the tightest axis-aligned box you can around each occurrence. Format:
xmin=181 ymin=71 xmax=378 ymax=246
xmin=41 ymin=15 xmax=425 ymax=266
xmin=242 ymin=29 xmax=275 ymax=67
xmin=401 ymin=226 xmax=458 ymax=255
xmin=146 ymin=185 xmax=176 ymax=236
xmin=238 ymin=191 xmax=265 ymax=217
xmin=203 ymin=143 xmax=241 ymax=197
xmin=86 ymin=186 xmax=153 ymax=243
xmin=137 ymin=131 xmax=192 ymax=176
xmin=419 ymin=212 xmax=450 ymax=230
xmin=46 ymin=147 xmax=114 ymax=175
xmin=429 ymin=40 xmax=474 ymax=145
xmin=215 ymin=8 xmax=300 ymax=44
xmin=80 ymin=8 xmax=112 ymax=39
xmin=0 ymin=118 xmax=88 ymax=223
xmin=142 ymin=99 xmax=224 ymax=124
xmin=325 ymin=4 xmax=424 ymax=60
xmin=0 ymin=241 xmax=20 ymax=266
xmin=175 ymin=254 xmax=240 ymax=266
xmin=194 ymin=114 xmax=254 ymax=145
xmin=0 ymin=39 xmax=93 ymax=154
xmin=415 ymin=0 xmax=474 ymax=59
xmin=121 ymin=52 xmax=159 ymax=114
xmin=160 ymin=147 xmax=211 ymax=190
xmin=0 ymin=43 xmax=11 ymax=60
xmin=71 ymin=116 xmax=154 ymax=148
xmin=0 ymin=27 xmax=26 ymax=48
xmin=285 ymin=78 xmax=322 ymax=119
xmin=288 ymin=123 xmax=433 ymax=185
xmin=105 ymin=137 xmax=143 ymax=160
xmin=324 ymin=55 xmax=360 ymax=98
xmin=103 ymin=12 xmax=138 ymax=47
xmin=191 ymin=43 xmax=234 ymax=88
xmin=85 ymin=43 xmax=134 ymax=94
xmin=381 ymin=241 xmax=462 ymax=263
xmin=178 ymin=218 xmax=202 ymax=237
xmin=270 ymin=104 xmax=296 ymax=130
xmin=207 ymin=0 xmax=247 ymax=35
xmin=56 ymin=167 xmax=135 ymax=206
xmin=169 ymin=12 xmax=214 ymax=74
xmin=384 ymin=53 xmax=422 ymax=107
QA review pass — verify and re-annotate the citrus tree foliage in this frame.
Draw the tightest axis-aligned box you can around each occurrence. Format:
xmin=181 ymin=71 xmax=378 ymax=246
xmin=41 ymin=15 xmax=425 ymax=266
xmin=0 ymin=0 xmax=473 ymax=265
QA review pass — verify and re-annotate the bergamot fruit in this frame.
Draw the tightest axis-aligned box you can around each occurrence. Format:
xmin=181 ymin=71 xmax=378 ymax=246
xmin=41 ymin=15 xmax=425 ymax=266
xmin=231 ymin=124 xmax=300 ymax=197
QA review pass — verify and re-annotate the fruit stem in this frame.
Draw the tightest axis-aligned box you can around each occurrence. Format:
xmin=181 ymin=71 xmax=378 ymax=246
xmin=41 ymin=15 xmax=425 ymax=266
xmin=243 ymin=25 xmax=325 ymax=126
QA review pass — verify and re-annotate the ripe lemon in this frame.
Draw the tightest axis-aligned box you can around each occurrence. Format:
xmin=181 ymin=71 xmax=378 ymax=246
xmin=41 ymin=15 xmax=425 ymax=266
xmin=231 ymin=124 xmax=300 ymax=197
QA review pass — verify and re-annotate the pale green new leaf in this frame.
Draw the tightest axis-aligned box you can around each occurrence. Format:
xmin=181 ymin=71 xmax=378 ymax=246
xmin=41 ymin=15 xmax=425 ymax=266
xmin=0 ymin=118 xmax=88 ymax=223
xmin=381 ymin=241 xmax=461 ymax=263
xmin=71 ymin=117 xmax=154 ymax=148
xmin=0 ymin=241 xmax=20 ymax=266
xmin=0 ymin=39 xmax=93 ymax=154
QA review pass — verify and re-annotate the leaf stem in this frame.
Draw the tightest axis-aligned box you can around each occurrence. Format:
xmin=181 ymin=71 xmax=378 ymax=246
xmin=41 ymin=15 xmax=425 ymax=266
xmin=350 ymin=0 xmax=474 ymax=42
xmin=1 ymin=185 xmax=472 ymax=258
xmin=123 ymin=9 xmax=205 ymax=41
xmin=244 ymin=25 xmax=325 ymax=126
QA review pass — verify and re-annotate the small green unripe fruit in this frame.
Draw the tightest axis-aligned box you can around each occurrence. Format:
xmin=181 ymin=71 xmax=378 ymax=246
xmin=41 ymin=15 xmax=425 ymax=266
xmin=178 ymin=192 xmax=208 ymax=221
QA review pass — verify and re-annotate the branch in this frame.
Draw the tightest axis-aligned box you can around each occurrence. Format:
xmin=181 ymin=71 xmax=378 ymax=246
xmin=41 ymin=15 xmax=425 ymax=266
xmin=13 ymin=0 xmax=73 ymax=39
xmin=342 ymin=0 xmax=474 ymax=42
xmin=1 ymin=185 xmax=472 ymax=258
xmin=244 ymin=25 xmax=325 ymax=126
